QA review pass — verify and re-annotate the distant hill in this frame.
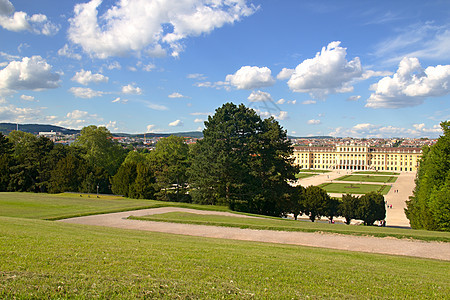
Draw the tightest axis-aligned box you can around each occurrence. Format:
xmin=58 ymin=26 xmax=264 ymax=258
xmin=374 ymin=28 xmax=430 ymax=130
xmin=0 ymin=123 xmax=80 ymax=135
xmin=0 ymin=123 xmax=203 ymax=139
xmin=288 ymin=135 xmax=334 ymax=139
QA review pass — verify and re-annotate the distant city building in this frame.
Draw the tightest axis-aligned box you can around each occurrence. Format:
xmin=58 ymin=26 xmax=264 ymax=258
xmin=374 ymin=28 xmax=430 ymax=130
xmin=293 ymin=144 xmax=422 ymax=172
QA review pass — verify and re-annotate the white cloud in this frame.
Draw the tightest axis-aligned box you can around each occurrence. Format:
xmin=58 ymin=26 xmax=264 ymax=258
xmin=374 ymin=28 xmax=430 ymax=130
xmin=106 ymin=61 xmax=121 ymax=70
xmin=328 ymin=122 xmax=442 ymax=138
xmin=286 ymin=41 xmax=363 ymax=99
xmin=169 ymin=119 xmax=183 ymax=127
xmin=68 ymin=0 xmax=258 ymax=59
xmin=168 ymin=92 xmax=185 ymax=98
xmin=112 ymin=97 xmax=128 ymax=104
xmin=146 ymin=124 xmax=156 ymax=132
xmin=307 ymin=119 xmax=321 ymax=125
xmin=347 ymin=95 xmax=361 ymax=101
xmin=225 ymin=66 xmax=275 ymax=90
xmin=302 ymin=100 xmax=316 ymax=105
xmin=190 ymin=112 xmax=211 ymax=116
xmin=187 ymin=73 xmax=207 ymax=80
xmin=287 ymin=100 xmax=296 ymax=105
xmin=69 ymin=87 xmax=104 ymax=98
xmin=58 ymin=44 xmax=82 ymax=60
xmin=366 ymin=57 xmax=450 ymax=108
xmin=254 ymin=109 xmax=288 ymax=121
xmin=55 ymin=109 xmax=102 ymax=129
xmin=247 ymin=90 xmax=273 ymax=102
xmin=147 ymin=102 xmax=168 ymax=111
xmin=276 ymin=68 xmax=294 ymax=80
xmin=0 ymin=56 xmax=60 ymax=95
xmin=0 ymin=103 xmax=42 ymax=123
xmin=0 ymin=0 xmax=59 ymax=35
xmin=142 ymin=63 xmax=155 ymax=72
xmin=276 ymin=98 xmax=285 ymax=105
xmin=375 ymin=23 xmax=450 ymax=63
xmin=194 ymin=118 xmax=204 ymax=123
xmin=122 ymin=84 xmax=142 ymax=95
xmin=72 ymin=69 xmax=108 ymax=85
xmin=102 ymin=120 xmax=119 ymax=131
xmin=20 ymin=94 xmax=35 ymax=101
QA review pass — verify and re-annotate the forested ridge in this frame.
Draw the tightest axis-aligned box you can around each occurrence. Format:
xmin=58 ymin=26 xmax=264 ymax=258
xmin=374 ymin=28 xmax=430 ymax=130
xmin=0 ymin=103 xmax=386 ymax=225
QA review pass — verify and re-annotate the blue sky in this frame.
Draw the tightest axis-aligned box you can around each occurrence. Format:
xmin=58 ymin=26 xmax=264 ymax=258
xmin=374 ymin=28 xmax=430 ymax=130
xmin=0 ymin=0 xmax=449 ymax=137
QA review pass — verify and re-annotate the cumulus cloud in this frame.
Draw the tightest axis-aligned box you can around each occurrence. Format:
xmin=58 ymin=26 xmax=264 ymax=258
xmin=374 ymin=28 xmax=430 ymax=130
xmin=276 ymin=99 xmax=285 ymax=105
xmin=169 ymin=119 xmax=183 ymax=127
xmin=307 ymin=119 xmax=321 ymax=125
xmin=168 ymin=92 xmax=185 ymax=98
xmin=347 ymin=95 xmax=361 ymax=101
xmin=194 ymin=118 xmax=204 ymax=123
xmin=55 ymin=109 xmax=102 ymax=129
xmin=247 ymin=90 xmax=273 ymax=102
xmin=122 ymin=84 xmax=142 ymax=95
xmin=225 ymin=66 xmax=275 ymax=90
xmin=329 ymin=122 xmax=442 ymax=138
xmin=0 ymin=56 xmax=60 ymax=95
xmin=72 ymin=69 xmax=108 ymax=85
xmin=58 ymin=44 xmax=82 ymax=60
xmin=112 ymin=97 xmax=128 ymax=104
xmin=68 ymin=0 xmax=257 ymax=59
xmin=0 ymin=0 xmax=58 ymax=35
xmin=285 ymin=41 xmax=363 ymax=99
xmin=253 ymin=109 xmax=288 ymax=121
xmin=366 ymin=57 xmax=450 ymax=108
xmin=0 ymin=103 xmax=42 ymax=123
xmin=20 ymin=94 xmax=35 ymax=101
xmin=276 ymin=68 xmax=294 ymax=80
xmin=69 ymin=87 xmax=104 ymax=98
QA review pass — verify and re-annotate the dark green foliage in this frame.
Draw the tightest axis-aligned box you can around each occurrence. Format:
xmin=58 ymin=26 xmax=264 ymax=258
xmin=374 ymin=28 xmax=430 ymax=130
xmin=340 ymin=194 xmax=360 ymax=225
xmin=73 ymin=125 xmax=126 ymax=176
xmin=287 ymin=185 xmax=305 ymax=220
xmin=151 ymin=135 xmax=190 ymax=202
xmin=0 ymin=133 xmax=14 ymax=191
xmin=303 ymin=186 xmax=332 ymax=222
xmin=406 ymin=121 xmax=450 ymax=231
xmin=189 ymin=103 xmax=297 ymax=216
xmin=111 ymin=162 xmax=138 ymax=197
xmin=357 ymin=192 xmax=386 ymax=226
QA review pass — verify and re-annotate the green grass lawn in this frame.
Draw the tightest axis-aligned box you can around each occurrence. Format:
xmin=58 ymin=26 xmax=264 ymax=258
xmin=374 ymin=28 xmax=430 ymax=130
xmin=295 ymin=172 xmax=317 ymax=179
xmin=353 ymin=171 xmax=400 ymax=175
xmin=1 ymin=216 xmax=449 ymax=299
xmin=129 ymin=212 xmax=450 ymax=242
xmin=299 ymin=169 xmax=331 ymax=173
xmin=0 ymin=192 xmax=230 ymax=220
xmin=335 ymin=174 xmax=398 ymax=183
xmin=319 ymin=182 xmax=391 ymax=195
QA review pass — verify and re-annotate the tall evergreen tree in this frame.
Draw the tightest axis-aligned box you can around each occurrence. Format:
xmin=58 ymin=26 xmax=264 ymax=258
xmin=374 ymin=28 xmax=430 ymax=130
xmin=406 ymin=121 xmax=450 ymax=231
xmin=189 ymin=103 xmax=297 ymax=216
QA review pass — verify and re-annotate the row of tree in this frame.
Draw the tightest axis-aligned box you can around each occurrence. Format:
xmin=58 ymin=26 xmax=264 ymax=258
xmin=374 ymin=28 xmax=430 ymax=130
xmin=0 ymin=102 xmax=387 ymax=225
xmin=405 ymin=121 xmax=450 ymax=231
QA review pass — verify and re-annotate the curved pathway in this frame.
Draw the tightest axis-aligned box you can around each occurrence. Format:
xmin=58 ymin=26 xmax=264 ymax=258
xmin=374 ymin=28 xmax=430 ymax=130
xmin=60 ymin=207 xmax=450 ymax=261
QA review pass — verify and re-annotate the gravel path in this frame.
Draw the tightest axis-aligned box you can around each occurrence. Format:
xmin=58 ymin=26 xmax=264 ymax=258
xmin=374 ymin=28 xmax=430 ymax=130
xmin=60 ymin=207 xmax=450 ymax=261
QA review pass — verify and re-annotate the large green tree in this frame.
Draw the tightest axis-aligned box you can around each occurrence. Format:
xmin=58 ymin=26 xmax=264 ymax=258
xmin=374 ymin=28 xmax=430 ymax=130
xmin=0 ymin=133 xmax=14 ymax=191
xmin=357 ymin=192 xmax=386 ymax=226
xmin=406 ymin=121 xmax=450 ymax=231
xmin=303 ymin=185 xmax=331 ymax=222
xmin=189 ymin=103 xmax=297 ymax=216
xmin=73 ymin=125 xmax=125 ymax=176
xmin=339 ymin=194 xmax=360 ymax=225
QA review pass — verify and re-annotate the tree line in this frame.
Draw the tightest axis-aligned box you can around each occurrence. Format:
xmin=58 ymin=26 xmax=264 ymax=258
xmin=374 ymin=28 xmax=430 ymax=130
xmin=406 ymin=121 xmax=450 ymax=231
xmin=0 ymin=102 xmax=386 ymax=225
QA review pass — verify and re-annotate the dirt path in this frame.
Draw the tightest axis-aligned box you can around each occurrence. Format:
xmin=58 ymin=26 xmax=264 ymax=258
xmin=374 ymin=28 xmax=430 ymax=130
xmin=60 ymin=207 xmax=450 ymax=261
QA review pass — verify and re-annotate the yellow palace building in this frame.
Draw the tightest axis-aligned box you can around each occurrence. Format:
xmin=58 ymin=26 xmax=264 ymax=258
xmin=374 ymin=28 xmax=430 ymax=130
xmin=293 ymin=144 xmax=422 ymax=172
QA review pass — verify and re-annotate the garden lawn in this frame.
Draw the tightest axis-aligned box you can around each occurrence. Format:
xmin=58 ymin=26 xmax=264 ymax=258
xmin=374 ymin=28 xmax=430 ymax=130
xmin=319 ymin=183 xmax=391 ymax=195
xmin=129 ymin=212 xmax=450 ymax=243
xmin=295 ymin=173 xmax=316 ymax=179
xmin=353 ymin=171 xmax=400 ymax=175
xmin=0 ymin=192 xmax=230 ymax=220
xmin=335 ymin=175 xmax=397 ymax=183
xmin=1 ymin=216 xmax=449 ymax=299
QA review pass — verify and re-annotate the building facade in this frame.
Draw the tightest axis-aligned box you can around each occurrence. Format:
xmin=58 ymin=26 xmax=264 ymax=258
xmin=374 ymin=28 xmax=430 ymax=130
xmin=293 ymin=145 xmax=422 ymax=172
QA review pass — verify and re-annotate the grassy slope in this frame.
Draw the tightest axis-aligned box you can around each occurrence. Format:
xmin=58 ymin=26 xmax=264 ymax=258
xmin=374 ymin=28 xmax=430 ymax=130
xmin=1 ymin=216 xmax=449 ymax=299
xmin=129 ymin=212 xmax=450 ymax=242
